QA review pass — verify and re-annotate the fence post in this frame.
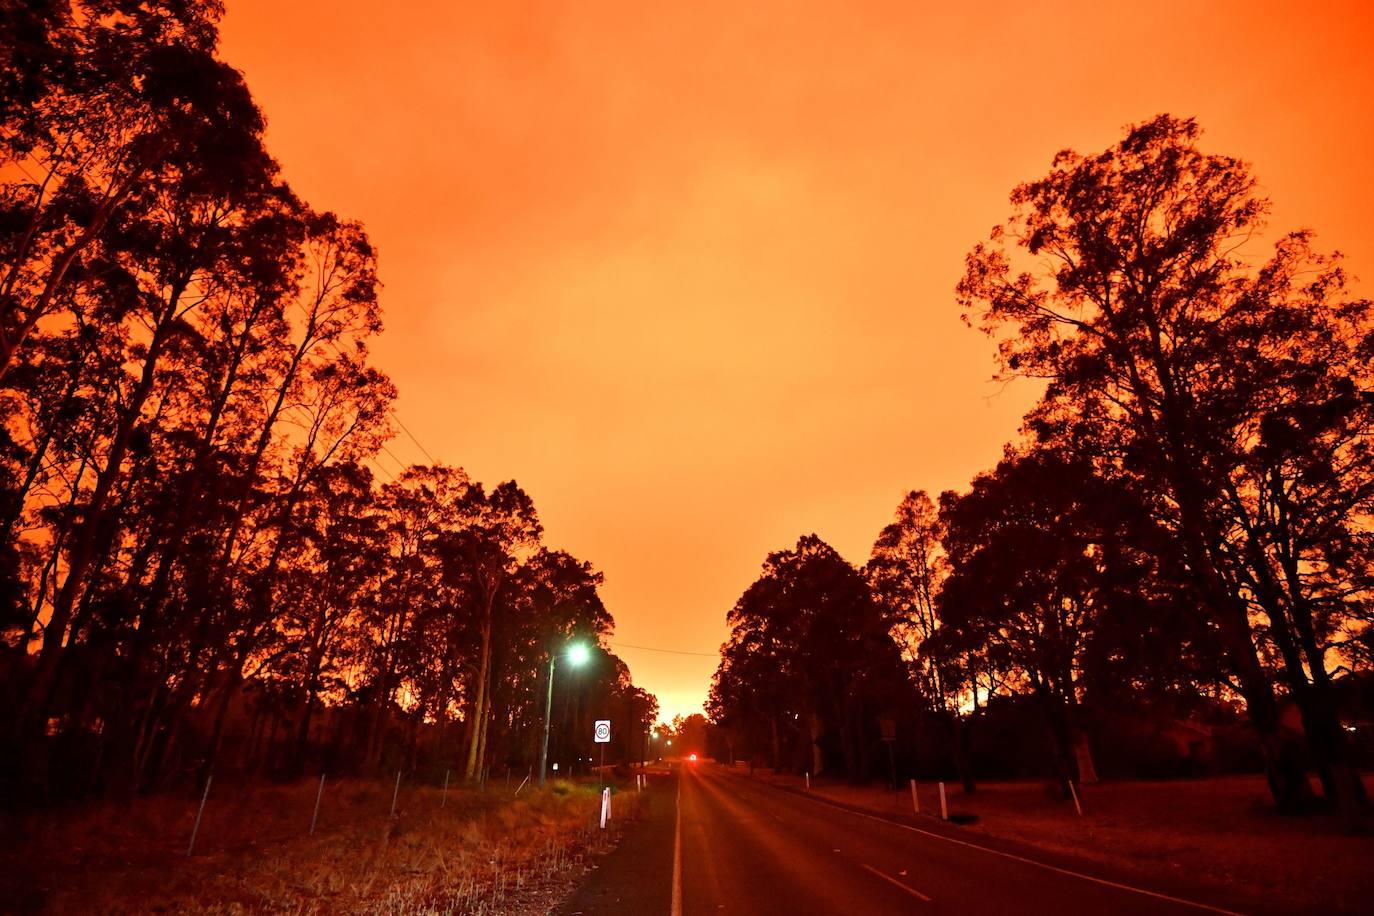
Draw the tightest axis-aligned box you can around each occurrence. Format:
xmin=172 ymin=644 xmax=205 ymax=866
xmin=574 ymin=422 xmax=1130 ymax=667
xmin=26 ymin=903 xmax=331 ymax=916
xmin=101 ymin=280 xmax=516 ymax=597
xmin=938 ymin=781 xmax=948 ymax=820
xmin=910 ymin=778 xmax=920 ymax=815
xmin=186 ymin=774 xmax=212 ymax=856
xmin=310 ymin=773 xmax=326 ymax=836
xmin=390 ymin=770 xmax=401 ymax=819
xmin=441 ymin=769 xmax=450 ymax=808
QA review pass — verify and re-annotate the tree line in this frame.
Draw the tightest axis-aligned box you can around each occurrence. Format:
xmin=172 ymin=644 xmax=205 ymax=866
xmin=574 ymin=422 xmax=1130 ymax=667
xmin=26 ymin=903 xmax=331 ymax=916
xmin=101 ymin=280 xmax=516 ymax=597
xmin=710 ymin=115 xmax=1372 ymax=825
xmin=0 ymin=0 xmax=657 ymax=802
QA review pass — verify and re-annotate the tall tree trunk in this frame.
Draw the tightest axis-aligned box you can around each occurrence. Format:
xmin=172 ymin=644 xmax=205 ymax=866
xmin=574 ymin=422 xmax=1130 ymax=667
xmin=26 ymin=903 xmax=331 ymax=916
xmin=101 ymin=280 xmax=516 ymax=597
xmin=463 ymin=597 xmax=494 ymax=780
xmin=24 ymin=277 xmax=190 ymax=724
xmin=1272 ymin=532 xmax=1369 ymax=826
xmin=952 ymin=714 xmax=976 ymax=793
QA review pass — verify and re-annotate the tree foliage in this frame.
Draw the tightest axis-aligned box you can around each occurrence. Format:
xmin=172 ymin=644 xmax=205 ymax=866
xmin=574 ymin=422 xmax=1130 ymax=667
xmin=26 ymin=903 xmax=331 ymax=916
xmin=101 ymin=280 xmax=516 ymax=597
xmin=0 ymin=1 xmax=655 ymax=800
xmin=956 ymin=114 xmax=1371 ymax=817
xmin=710 ymin=535 xmax=909 ymax=779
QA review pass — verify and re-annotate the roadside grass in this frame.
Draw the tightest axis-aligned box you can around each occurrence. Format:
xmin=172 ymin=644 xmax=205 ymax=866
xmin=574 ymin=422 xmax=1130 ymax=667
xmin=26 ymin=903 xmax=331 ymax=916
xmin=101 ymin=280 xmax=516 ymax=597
xmin=740 ymin=766 xmax=1374 ymax=913
xmin=1 ymin=775 xmax=647 ymax=914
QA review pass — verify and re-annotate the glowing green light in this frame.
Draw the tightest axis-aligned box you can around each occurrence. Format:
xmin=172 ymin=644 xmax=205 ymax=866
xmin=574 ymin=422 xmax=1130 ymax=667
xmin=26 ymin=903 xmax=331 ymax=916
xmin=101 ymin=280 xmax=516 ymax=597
xmin=566 ymin=642 xmax=591 ymax=667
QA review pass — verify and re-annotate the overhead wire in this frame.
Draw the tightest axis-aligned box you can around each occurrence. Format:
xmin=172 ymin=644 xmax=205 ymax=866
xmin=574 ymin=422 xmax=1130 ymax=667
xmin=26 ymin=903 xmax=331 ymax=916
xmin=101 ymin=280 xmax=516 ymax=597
xmin=610 ymin=642 xmax=720 ymax=658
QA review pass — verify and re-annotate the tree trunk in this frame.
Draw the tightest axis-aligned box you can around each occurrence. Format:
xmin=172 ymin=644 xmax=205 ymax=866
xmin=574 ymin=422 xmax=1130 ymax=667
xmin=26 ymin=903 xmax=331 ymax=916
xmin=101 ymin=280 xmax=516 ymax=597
xmin=463 ymin=591 xmax=496 ymax=780
xmin=24 ymin=278 xmax=190 ymax=724
xmin=953 ymin=715 xmax=976 ymax=793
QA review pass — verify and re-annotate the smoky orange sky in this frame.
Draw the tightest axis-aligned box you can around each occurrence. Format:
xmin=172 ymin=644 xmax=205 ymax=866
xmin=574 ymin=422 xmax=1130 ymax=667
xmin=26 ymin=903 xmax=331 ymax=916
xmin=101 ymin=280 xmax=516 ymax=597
xmin=219 ymin=0 xmax=1374 ymax=723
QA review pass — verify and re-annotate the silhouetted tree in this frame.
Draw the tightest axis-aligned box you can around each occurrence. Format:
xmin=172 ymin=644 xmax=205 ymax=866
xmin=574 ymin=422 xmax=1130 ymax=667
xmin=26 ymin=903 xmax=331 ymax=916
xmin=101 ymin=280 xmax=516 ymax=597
xmin=0 ymin=2 xmax=657 ymax=803
xmin=711 ymin=535 xmax=908 ymax=779
xmin=958 ymin=114 xmax=1370 ymax=818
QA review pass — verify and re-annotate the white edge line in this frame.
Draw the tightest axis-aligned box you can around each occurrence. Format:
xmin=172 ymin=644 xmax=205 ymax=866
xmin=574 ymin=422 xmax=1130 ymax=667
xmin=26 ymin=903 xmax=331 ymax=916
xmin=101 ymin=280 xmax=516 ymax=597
xmin=859 ymin=863 xmax=932 ymax=903
xmin=757 ymin=778 xmax=1245 ymax=916
xmin=671 ymin=768 xmax=682 ymax=916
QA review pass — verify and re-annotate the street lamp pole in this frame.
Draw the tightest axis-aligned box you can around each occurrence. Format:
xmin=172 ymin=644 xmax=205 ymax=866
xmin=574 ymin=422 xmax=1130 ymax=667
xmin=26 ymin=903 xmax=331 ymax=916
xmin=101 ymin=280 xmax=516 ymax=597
xmin=539 ymin=641 xmax=589 ymax=788
xmin=539 ymin=654 xmax=556 ymax=788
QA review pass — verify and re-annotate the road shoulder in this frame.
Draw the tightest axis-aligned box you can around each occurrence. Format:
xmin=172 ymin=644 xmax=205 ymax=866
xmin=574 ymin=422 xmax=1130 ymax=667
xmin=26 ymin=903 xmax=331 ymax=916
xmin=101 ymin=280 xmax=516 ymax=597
xmin=554 ymin=770 xmax=677 ymax=915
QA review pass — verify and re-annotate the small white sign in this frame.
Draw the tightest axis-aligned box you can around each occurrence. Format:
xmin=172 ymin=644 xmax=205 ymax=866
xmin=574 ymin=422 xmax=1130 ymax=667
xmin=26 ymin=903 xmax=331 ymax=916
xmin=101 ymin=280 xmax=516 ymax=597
xmin=594 ymin=719 xmax=611 ymax=743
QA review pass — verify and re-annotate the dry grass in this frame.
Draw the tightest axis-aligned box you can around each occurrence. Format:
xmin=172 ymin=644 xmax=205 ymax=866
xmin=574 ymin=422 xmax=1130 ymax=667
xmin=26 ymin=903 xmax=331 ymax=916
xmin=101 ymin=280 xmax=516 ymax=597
xmin=0 ymin=776 xmax=647 ymax=914
xmin=744 ymin=766 xmax=1374 ymax=913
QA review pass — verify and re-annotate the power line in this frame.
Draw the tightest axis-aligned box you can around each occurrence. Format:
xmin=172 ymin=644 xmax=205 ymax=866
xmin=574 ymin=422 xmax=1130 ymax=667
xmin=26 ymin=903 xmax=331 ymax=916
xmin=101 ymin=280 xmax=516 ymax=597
xmin=290 ymin=301 xmax=443 ymax=473
xmin=391 ymin=411 xmax=437 ymax=464
xmin=610 ymin=641 xmax=720 ymax=658
xmin=367 ymin=458 xmax=396 ymax=484
xmin=378 ymin=441 xmax=409 ymax=475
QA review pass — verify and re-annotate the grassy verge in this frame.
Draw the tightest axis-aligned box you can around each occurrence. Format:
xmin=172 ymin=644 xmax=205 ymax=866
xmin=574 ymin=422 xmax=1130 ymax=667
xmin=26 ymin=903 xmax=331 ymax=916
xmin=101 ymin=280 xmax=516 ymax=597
xmin=1 ymin=776 xmax=646 ymax=914
xmin=737 ymin=765 xmax=1374 ymax=913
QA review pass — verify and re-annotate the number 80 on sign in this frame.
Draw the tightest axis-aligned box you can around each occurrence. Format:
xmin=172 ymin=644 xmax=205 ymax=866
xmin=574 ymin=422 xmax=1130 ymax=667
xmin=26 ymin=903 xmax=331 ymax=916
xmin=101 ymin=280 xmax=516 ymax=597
xmin=593 ymin=720 xmax=610 ymax=743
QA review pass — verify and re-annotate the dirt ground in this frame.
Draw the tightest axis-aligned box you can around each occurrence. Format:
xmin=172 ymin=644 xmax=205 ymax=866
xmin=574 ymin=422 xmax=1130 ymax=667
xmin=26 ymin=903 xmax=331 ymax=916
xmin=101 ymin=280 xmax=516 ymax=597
xmin=746 ymin=767 xmax=1374 ymax=913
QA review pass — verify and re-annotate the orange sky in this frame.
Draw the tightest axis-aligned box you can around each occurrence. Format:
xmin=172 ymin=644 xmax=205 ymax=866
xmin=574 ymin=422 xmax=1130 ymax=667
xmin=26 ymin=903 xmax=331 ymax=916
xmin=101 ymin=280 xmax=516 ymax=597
xmin=219 ymin=0 xmax=1374 ymax=722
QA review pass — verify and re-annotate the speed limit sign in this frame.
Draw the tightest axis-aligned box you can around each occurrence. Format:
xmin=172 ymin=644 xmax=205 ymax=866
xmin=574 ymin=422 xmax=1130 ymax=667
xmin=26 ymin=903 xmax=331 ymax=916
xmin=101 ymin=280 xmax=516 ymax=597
xmin=593 ymin=720 xmax=611 ymax=743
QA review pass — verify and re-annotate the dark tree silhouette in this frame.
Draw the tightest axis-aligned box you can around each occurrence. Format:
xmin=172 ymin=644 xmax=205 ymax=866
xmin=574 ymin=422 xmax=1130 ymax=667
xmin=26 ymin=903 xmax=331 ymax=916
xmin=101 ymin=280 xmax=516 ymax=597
xmin=0 ymin=1 xmax=656 ymax=803
xmin=711 ymin=535 xmax=909 ymax=780
xmin=957 ymin=114 xmax=1371 ymax=818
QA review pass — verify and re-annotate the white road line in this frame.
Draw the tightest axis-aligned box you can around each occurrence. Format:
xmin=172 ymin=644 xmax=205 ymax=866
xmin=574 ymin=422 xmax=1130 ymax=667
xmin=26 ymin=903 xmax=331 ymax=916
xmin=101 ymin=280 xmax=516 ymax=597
xmin=860 ymin=863 xmax=932 ymax=903
xmin=781 ymin=784 xmax=1243 ymax=916
xmin=671 ymin=769 xmax=682 ymax=916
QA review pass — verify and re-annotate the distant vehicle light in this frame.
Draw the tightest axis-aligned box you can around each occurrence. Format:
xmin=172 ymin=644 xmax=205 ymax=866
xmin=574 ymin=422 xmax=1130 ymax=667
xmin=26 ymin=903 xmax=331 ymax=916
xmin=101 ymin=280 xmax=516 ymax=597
xmin=689 ymin=753 xmax=698 ymax=762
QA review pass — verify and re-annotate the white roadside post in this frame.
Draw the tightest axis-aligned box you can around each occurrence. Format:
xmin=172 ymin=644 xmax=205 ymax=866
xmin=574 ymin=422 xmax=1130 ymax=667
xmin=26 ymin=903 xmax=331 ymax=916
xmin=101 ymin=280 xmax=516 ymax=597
xmin=805 ymin=771 xmax=810 ymax=790
xmin=600 ymin=787 xmax=610 ymax=829
xmin=938 ymin=781 xmax=948 ymax=820
xmin=910 ymin=778 xmax=920 ymax=815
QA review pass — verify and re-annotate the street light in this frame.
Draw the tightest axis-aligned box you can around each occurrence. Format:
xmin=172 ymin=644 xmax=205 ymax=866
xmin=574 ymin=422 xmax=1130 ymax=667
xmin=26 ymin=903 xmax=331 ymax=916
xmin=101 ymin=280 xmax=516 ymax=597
xmin=539 ymin=640 xmax=590 ymax=788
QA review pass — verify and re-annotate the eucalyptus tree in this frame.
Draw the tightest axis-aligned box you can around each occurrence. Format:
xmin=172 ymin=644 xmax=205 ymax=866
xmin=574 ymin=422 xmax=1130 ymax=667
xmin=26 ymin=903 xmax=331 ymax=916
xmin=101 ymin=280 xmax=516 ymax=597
xmin=957 ymin=114 xmax=1370 ymax=816
xmin=362 ymin=464 xmax=473 ymax=770
xmin=0 ymin=0 xmax=664 ymax=803
xmin=0 ymin=0 xmax=265 ymax=377
xmin=21 ymin=71 xmax=279 ymax=731
xmin=866 ymin=491 xmax=958 ymax=713
xmin=867 ymin=489 xmax=1013 ymax=791
xmin=435 ymin=481 xmax=542 ymax=780
xmin=712 ymin=535 xmax=907 ymax=779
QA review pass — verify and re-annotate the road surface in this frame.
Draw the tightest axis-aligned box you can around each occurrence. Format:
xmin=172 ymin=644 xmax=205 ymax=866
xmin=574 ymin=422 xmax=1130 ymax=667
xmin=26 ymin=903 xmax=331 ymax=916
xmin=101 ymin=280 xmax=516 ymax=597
xmin=560 ymin=762 xmax=1255 ymax=915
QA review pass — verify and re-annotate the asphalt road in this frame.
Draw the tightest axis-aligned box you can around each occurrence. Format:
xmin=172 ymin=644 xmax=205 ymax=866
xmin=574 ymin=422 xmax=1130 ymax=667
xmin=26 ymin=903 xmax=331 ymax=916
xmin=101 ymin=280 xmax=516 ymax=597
xmin=561 ymin=762 xmax=1255 ymax=916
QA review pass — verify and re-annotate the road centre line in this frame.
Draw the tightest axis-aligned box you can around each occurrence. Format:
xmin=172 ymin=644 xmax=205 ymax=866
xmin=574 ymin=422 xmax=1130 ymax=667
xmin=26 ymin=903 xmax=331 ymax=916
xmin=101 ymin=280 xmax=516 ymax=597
xmin=859 ymin=863 xmax=932 ymax=903
xmin=740 ymin=774 xmax=1244 ymax=916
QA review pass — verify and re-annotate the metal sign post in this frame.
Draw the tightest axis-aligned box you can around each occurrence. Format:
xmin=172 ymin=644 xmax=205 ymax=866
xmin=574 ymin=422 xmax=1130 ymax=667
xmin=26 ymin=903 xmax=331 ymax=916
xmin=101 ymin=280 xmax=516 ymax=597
xmin=594 ymin=719 xmax=610 ymax=790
